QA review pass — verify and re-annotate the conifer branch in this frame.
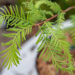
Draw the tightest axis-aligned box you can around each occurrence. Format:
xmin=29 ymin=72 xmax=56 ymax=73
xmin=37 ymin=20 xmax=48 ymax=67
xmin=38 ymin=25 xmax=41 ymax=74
xmin=0 ymin=0 xmax=75 ymax=72
xmin=35 ymin=6 xmax=75 ymax=26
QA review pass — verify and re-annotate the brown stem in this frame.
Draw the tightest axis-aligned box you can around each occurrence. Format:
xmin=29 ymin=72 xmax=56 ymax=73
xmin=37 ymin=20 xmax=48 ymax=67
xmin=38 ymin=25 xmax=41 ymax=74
xmin=35 ymin=6 xmax=75 ymax=26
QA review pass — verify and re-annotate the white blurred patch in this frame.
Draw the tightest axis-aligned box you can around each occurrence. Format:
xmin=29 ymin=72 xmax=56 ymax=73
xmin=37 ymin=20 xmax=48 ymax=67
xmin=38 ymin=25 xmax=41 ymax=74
xmin=61 ymin=20 xmax=72 ymax=29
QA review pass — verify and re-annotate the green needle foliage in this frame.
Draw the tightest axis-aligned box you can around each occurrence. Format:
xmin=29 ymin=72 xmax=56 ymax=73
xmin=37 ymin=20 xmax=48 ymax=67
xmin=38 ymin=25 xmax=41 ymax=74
xmin=36 ymin=21 xmax=74 ymax=73
xmin=0 ymin=0 xmax=75 ymax=74
xmin=0 ymin=5 xmax=32 ymax=69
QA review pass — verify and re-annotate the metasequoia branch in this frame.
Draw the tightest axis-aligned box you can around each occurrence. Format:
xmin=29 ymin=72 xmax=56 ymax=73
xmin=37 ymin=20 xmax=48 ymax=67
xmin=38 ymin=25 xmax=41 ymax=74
xmin=35 ymin=6 xmax=75 ymax=26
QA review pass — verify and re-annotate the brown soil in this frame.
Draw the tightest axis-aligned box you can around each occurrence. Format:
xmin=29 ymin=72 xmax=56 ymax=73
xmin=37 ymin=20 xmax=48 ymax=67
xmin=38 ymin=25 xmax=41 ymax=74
xmin=36 ymin=52 xmax=75 ymax=75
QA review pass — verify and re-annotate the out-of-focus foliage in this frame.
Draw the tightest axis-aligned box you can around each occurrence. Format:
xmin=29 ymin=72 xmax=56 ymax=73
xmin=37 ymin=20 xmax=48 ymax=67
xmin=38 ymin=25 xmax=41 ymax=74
xmin=68 ymin=15 xmax=75 ymax=45
xmin=56 ymin=0 xmax=75 ymax=18
xmin=56 ymin=0 xmax=75 ymax=9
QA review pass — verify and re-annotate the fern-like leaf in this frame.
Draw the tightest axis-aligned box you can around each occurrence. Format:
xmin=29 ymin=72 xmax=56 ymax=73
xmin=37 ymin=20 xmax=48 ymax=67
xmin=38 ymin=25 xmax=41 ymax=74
xmin=0 ymin=5 xmax=26 ymax=28
xmin=36 ymin=21 xmax=74 ymax=73
xmin=0 ymin=5 xmax=32 ymax=69
xmin=0 ymin=27 xmax=32 ymax=69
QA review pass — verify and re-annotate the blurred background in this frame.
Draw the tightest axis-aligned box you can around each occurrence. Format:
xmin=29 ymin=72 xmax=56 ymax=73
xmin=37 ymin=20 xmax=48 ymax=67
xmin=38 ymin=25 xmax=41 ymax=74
xmin=0 ymin=0 xmax=75 ymax=75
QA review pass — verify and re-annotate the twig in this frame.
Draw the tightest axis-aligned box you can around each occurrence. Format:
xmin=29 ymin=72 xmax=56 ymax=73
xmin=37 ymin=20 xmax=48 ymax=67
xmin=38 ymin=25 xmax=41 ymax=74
xmin=35 ymin=6 xmax=75 ymax=26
